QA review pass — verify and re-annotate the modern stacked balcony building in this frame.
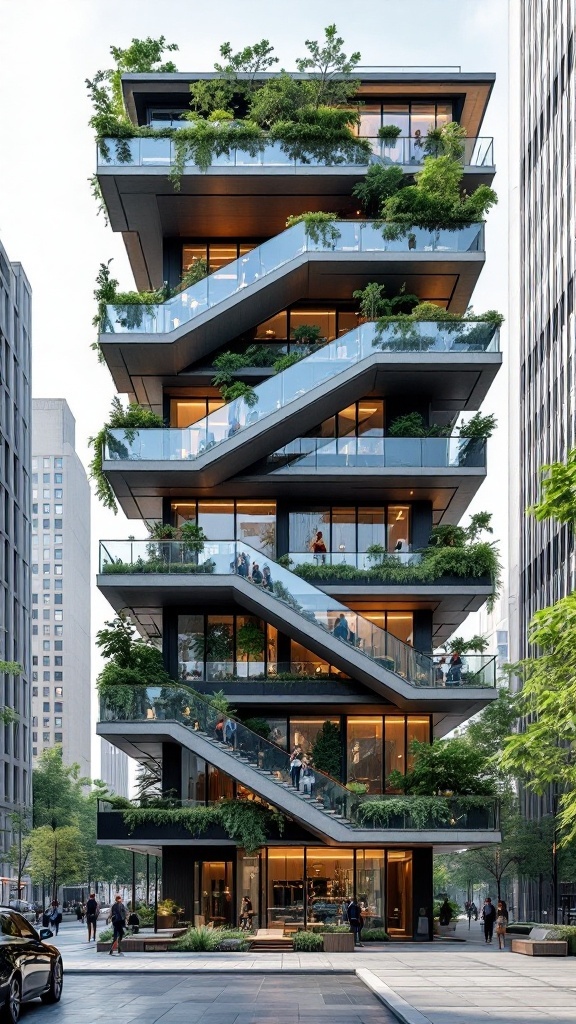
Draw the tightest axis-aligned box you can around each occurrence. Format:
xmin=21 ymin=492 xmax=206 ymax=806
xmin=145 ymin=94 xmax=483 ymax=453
xmin=95 ymin=68 xmax=501 ymax=938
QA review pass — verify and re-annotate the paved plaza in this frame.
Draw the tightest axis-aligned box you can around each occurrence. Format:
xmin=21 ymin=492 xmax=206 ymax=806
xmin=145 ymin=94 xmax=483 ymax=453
xmin=38 ymin=920 xmax=576 ymax=1024
xmin=22 ymin=973 xmax=395 ymax=1024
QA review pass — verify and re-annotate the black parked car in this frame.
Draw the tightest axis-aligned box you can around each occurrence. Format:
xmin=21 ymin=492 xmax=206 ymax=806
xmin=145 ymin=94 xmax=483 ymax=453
xmin=0 ymin=908 xmax=62 ymax=1022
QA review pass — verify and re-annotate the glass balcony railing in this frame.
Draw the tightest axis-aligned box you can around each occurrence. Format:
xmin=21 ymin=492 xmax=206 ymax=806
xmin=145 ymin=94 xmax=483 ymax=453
xmin=98 ymin=684 xmax=500 ymax=831
xmin=266 ymin=436 xmax=487 ymax=472
xmin=101 ymin=221 xmax=485 ymax=335
xmin=98 ymin=538 xmax=497 ymax=690
xmin=103 ymin=321 xmax=498 ymax=466
xmin=98 ymin=135 xmax=494 ymax=170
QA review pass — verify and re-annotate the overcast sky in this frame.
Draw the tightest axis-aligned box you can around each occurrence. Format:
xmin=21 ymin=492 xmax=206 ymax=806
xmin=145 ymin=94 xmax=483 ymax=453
xmin=0 ymin=0 xmax=509 ymax=774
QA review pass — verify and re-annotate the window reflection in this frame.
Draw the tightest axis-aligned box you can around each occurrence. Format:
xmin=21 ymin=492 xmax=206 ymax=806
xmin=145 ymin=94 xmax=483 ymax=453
xmin=347 ymin=717 xmax=383 ymax=793
xmin=289 ymin=717 xmax=339 ymax=758
xmin=385 ymin=716 xmax=406 ymax=791
xmin=356 ymin=850 xmax=385 ymax=931
xmin=267 ymin=848 xmax=304 ymax=927
xmin=387 ymin=506 xmax=411 ymax=552
xmin=306 ymin=849 xmax=354 ymax=927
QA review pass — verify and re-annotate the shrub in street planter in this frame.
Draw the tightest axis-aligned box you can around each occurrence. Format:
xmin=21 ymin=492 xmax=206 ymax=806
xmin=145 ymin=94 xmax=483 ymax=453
xmin=292 ymin=930 xmax=324 ymax=952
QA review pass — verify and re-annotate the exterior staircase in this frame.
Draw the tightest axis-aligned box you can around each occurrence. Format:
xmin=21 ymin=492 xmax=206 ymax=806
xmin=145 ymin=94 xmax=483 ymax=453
xmin=248 ymin=930 xmax=294 ymax=952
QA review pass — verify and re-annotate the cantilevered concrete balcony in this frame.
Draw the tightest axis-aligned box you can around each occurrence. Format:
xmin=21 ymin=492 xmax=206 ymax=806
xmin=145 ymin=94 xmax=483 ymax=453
xmin=98 ymin=221 xmax=487 ymax=392
xmin=97 ymin=538 xmax=496 ymax=730
xmin=96 ymin=685 xmax=500 ymax=848
xmin=97 ymin=135 xmax=494 ymax=288
xmin=104 ymin=430 xmax=489 ymax=522
xmin=100 ymin=321 xmax=500 ymax=513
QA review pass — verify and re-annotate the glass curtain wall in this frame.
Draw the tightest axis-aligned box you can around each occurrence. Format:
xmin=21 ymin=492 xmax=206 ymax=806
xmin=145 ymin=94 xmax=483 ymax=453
xmin=177 ymin=613 xmax=276 ymax=680
xmin=288 ymin=505 xmax=412 ymax=563
xmin=264 ymin=848 xmax=412 ymax=934
xmin=172 ymin=500 xmax=276 ymax=558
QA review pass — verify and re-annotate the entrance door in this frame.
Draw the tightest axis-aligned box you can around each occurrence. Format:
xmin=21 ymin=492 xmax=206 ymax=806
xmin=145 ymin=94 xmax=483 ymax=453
xmin=386 ymin=851 xmax=413 ymax=937
xmin=201 ymin=861 xmax=234 ymax=927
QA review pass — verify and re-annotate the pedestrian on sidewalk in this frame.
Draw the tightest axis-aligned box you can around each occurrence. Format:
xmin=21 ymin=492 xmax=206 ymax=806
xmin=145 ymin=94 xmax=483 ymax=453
xmin=85 ymin=892 xmax=99 ymax=942
xmin=496 ymin=900 xmax=509 ymax=950
xmin=49 ymin=901 xmax=62 ymax=936
xmin=108 ymin=895 xmax=127 ymax=955
xmin=347 ymin=897 xmax=364 ymax=947
xmin=481 ymin=897 xmax=496 ymax=943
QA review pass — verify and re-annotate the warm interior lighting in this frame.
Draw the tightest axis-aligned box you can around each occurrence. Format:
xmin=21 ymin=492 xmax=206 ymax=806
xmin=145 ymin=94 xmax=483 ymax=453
xmin=396 ymin=510 xmax=405 ymax=521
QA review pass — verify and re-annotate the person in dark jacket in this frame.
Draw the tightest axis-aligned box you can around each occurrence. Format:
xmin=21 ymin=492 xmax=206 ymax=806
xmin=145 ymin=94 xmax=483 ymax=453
xmin=109 ymin=895 xmax=127 ymax=955
xmin=85 ymin=892 xmax=99 ymax=942
xmin=481 ymin=897 xmax=496 ymax=943
xmin=347 ymin=898 xmax=364 ymax=946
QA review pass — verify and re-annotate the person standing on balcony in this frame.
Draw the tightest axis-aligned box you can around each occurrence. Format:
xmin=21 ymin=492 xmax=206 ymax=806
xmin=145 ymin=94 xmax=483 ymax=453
xmin=310 ymin=531 xmax=327 ymax=564
xmin=447 ymin=651 xmax=463 ymax=685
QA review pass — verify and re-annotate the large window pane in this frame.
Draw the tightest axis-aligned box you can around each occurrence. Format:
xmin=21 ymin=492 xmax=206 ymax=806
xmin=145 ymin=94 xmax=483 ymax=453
xmin=347 ymin=716 xmax=383 ymax=793
xmin=238 ymin=850 xmax=260 ymax=931
xmin=337 ymin=405 xmax=356 ymax=438
xmin=254 ymin=311 xmax=288 ymax=341
xmin=267 ymin=847 xmax=304 ymax=927
xmin=236 ymin=615 xmax=265 ymax=677
xmin=205 ymin=615 xmax=234 ymax=680
xmin=382 ymin=104 xmax=410 ymax=136
xmin=357 ymin=508 xmax=385 ymax=553
xmin=356 ymin=850 xmax=385 ymax=930
xmin=357 ymin=400 xmax=384 ymax=435
xmin=407 ymin=716 xmax=430 ymax=770
xmin=207 ymin=765 xmax=234 ymax=803
xmin=385 ymin=716 xmax=405 ymax=791
xmin=198 ymin=501 xmax=234 ymax=539
xmin=306 ymin=849 xmax=354 ymax=926
xmin=387 ymin=505 xmax=411 ymax=552
xmin=386 ymin=613 xmax=413 ymax=645
xmin=289 ymin=509 xmax=329 ymax=554
xmin=358 ymin=105 xmax=382 ymax=137
xmin=331 ymin=508 xmax=355 ymax=556
xmin=236 ymin=501 xmax=276 ymax=557
xmin=182 ymin=244 xmax=208 ymax=274
xmin=290 ymin=309 xmax=336 ymax=342
xmin=178 ymin=614 xmax=204 ymax=679
xmin=290 ymin=641 xmax=331 ymax=677
xmin=290 ymin=717 xmax=339 ymax=759
xmin=410 ymin=103 xmax=436 ymax=139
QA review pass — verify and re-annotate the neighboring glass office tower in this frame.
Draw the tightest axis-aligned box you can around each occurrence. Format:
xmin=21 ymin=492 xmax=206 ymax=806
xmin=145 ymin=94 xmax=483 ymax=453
xmin=94 ymin=67 xmax=502 ymax=937
xmin=31 ymin=400 xmax=92 ymax=779
xmin=0 ymin=238 xmax=32 ymax=899
xmin=509 ymin=0 xmax=576 ymax=662
xmin=509 ymin=0 xmax=575 ymax=919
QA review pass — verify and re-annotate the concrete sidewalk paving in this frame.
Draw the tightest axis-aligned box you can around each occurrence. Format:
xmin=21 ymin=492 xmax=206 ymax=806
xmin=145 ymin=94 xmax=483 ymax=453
xmin=53 ymin=920 xmax=576 ymax=1024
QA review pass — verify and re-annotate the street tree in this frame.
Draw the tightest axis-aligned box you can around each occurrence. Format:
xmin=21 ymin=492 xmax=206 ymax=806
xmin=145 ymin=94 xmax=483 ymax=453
xmin=28 ymin=825 xmax=86 ymax=899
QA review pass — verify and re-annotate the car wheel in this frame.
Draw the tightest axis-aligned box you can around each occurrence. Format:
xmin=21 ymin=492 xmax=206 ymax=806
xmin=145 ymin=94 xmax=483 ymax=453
xmin=41 ymin=958 xmax=63 ymax=1004
xmin=1 ymin=975 xmax=21 ymax=1024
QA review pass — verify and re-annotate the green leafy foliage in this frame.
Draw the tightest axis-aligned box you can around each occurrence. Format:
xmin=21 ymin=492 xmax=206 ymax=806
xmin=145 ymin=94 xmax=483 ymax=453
xmin=381 ymin=153 xmax=498 ymax=233
xmin=386 ymin=738 xmax=498 ymax=796
xmin=353 ymin=281 xmax=419 ymax=320
xmin=352 ymin=165 xmax=407 ymax=217
xmin=311 ymin=720 xmax=342 ymax=778
xmin=292 ymin=930 xmax=324 ymax=951
xmin=88 ymin=396 xmax=164 ymax=513
xmin=95 ymin=614 xmax=172 ymax=719
xmin=236 ymin=621 xmax=265 ymax=663
xmin=295 ymin=24 xmax=361 ymax=107
xmin=529 ymin=447 xmax=576 ymax=524
xmin=173 ymin=925 xmax=249 ymax=952
xmin=361 ymin=928 xmax=390 ymax=941
xmin=285 ymin=212 xmax=341 ymax=247
xmin=121 ymin=799 xmax=282 ymax=854
xmin=387 ymin=412 xmax=450 ymax=438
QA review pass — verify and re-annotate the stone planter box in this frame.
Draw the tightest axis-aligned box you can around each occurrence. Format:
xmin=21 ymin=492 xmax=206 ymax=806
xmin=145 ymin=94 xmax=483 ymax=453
xmin=322 ymin=932 xmax=355 ymax=952
xmin=434 ymin=921 xmax=457 ymax=937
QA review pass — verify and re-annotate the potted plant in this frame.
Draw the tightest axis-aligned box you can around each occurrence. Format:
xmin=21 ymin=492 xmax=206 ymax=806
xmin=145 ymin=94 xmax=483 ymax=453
xmin=236 ymin=620 xmax=265 ymax=677
xmin=377 ymin=124 xmax=402 ymax=155
xmin=157 ymin=898 xmax=183 ymax=929
xmin=291 ymin=324 xmax=323 ymax=350
xmin=322 ymin=925 xmax=355 ymax=952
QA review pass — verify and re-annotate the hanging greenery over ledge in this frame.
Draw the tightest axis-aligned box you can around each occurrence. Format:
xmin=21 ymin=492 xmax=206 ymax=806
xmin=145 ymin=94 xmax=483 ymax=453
xmin=88 ymin=397 xmax=164 ymax=513
xmin=87 ymin=28 xmax=370 ymax=188
xmin=110 ymin=799 xmax=284 ymax=854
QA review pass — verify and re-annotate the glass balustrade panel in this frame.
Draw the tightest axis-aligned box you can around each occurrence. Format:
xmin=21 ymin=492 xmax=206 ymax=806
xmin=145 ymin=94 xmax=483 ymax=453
xmin=102 ymin=224 xmax=485 ymax=333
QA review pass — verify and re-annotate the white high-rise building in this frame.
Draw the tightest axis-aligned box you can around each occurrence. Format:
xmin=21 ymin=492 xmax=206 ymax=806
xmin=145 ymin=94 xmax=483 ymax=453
xmin=0 ymin=238 xmax=32 ymax=899
xmin=31 ymin=400 xmax=91 ymax=777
